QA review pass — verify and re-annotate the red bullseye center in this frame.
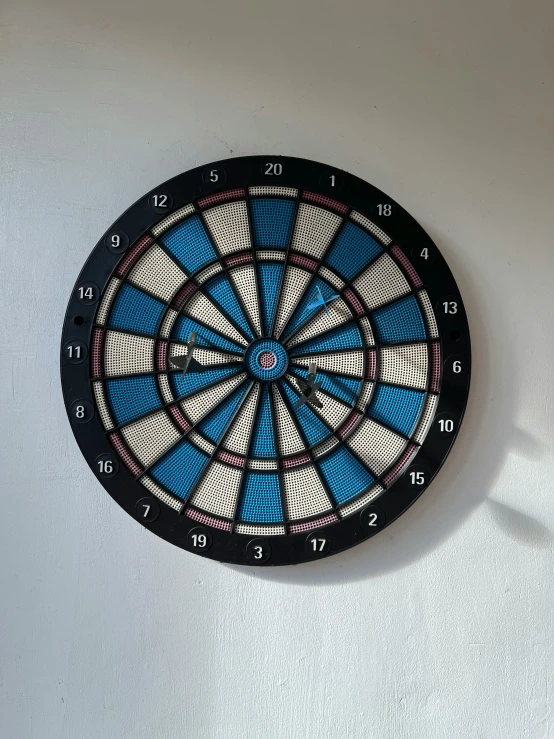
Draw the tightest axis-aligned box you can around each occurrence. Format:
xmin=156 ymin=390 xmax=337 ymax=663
xmin=258 ymin=350 xmax=277 ymax=369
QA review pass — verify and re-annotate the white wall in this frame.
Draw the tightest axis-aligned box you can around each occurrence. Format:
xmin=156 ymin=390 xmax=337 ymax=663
xmin=1 ymin=1 xmax=553 ymax=737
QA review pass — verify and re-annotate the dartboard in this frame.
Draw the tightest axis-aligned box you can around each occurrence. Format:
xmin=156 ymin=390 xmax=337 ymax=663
xmin=61 ymin=156 xmax=470 ymax=566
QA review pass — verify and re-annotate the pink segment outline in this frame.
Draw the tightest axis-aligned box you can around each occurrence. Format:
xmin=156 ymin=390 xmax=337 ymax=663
xmin=171 ymin=281 xmax=197 ymax=310
xmin=168 ymin=404 xmax=191 ymax=433
xmin=289 ymin=253 xmax=318 ymax=271
xmin=156 ymin=341 xmax=167 ymax=371
xmin=215 ymin=450 xmax=245 ymax=467
xmin=343 ymin=288 xmax=365 ymax=317
xmin=390 ymin=245 xmax=423 ymax=289
xmin=91 ymin=328 xmax=103 ymax=378
xmin=108 ymin=432 xmax=143 ymax=476
xmin=186 ymin=508 xmax=232 ymax=531
xmin=383 ymin=443 xmax=418 ymax=488
xmin=197 ymin=188 xmax=245 ymax=209
xmin=366 ymin=349 xmax=376 ymax=379
xmin=290 ymin=512 xmax=338 ymax=534
xmin=302 ymin=191 xmax=349 ymax=215
xmin=337 ymin=411 xmax=362 ymax=439
xmin=280 ymin=452 xmax=311 ymax=469
xmin=115 ymin=235 xmax=153 ymax=278
xmin=430 ymin=342 xmax=441 ymax=392
xmin=224 ymin=252 xmax=253 ymax=267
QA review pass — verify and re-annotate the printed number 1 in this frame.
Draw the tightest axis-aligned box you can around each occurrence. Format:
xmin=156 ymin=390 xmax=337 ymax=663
xmin=152 ymin=194 xmax=167 ymax=208
xmin=311 ymin=538 xmax=326 ymax=552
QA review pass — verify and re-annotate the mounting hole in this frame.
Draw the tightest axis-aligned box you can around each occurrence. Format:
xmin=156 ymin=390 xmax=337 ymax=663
xmin=451 ymin=330 xmax=461 ymax=342
xmin=73 ymin=315 xmax=85 ymax=326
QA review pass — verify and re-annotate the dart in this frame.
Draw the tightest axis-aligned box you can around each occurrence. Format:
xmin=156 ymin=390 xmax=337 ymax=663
xmin=294 ymin=362 xmax=323 ymax=409
xmin=307 ymin=286 xmax=340 ymax=316
xmin=169 ymin=331 xmax=205 ymax=377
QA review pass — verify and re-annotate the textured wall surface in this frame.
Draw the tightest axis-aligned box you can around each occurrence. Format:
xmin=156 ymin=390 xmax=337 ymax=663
xmin=1 ymin=1 xmax=553 ymax=737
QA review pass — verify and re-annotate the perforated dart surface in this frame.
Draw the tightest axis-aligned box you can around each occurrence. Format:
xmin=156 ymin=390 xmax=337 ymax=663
xmin=61 ymin=156 xmax=470 ymax=565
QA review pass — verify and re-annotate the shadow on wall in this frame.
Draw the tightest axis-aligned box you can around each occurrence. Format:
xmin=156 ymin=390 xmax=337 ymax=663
xmin=227 ymin=223 xmax=550 ymax=586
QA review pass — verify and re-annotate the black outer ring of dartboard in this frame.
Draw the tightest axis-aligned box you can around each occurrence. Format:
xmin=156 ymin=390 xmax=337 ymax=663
xmin=60 ymin=155 xmax=471 ymax=567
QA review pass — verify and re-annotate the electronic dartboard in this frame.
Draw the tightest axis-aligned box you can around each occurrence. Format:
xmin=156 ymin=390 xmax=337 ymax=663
xmin=61 ymin=156 xmax=471 ymax=566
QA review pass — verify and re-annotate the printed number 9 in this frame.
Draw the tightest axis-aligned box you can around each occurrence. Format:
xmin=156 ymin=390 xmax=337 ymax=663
xmin=192 ymin=533 xmax=208 ymax=548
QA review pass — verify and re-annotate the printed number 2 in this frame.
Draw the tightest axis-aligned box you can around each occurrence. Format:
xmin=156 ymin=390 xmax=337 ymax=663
xmin=264 ymin=162 xmax=283 ymax=176
xmin=152 ymin=194 xmax=168 ymax=208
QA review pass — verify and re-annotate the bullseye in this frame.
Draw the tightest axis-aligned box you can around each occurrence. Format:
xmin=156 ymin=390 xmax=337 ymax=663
xmin=257 ymin=350 xmax=277 ymax=370
xmin=245 ymin=339 xmax=288 ymax=380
